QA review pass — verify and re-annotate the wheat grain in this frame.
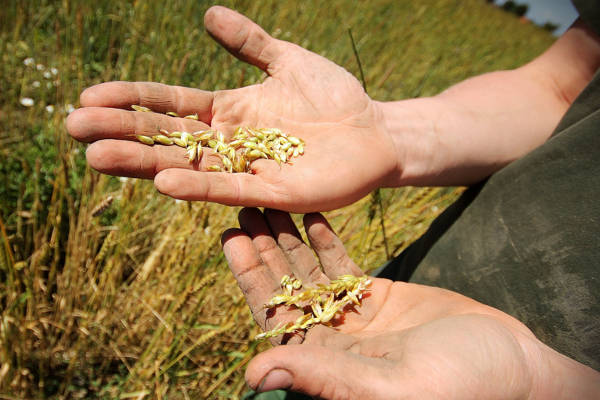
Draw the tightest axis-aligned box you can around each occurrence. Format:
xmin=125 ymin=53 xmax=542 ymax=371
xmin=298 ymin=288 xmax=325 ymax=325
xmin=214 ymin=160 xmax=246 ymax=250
xmin=152 ymin=135 xmax=173 ymax=145
xmin=173 ymin=138 xmax=187 ymax=148
xmin=255 ymin=274 xmax=371 ymax=340
xmin=130 ymin=105 xmax=306 ymax=173
xmin=131 ymin=105 xmax=151 ymax=112
xmin=135 ymin=135 xmax=154 ymax=145
xmin=186 ymin=143 xmax=197 ymax=163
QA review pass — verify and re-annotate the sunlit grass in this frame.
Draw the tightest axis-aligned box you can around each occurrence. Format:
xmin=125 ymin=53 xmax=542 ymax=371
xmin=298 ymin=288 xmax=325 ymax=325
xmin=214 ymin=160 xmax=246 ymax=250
xmin=0 ymin=0 xmax=554 ymax=398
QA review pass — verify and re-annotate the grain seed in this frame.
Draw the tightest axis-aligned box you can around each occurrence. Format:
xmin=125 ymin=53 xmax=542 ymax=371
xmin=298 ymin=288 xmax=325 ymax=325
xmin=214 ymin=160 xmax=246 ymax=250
xmin=152 ymin=135 xmax=174 ymax=145
xmin=136 ymin=135 xmax=154 ymax=145
xmin=131 ymin=105 xmax=151 ymax=112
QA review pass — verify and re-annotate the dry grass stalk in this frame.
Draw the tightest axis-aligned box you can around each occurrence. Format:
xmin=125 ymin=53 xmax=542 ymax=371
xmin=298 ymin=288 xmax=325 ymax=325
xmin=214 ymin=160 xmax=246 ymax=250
xmin=138 ymin=228 xmax=172 ymax=282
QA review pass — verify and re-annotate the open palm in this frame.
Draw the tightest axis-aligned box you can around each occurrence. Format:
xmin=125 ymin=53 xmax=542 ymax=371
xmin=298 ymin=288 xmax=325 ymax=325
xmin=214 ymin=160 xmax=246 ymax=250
xmin=66 ymin=6 xmax=398 ymax=212
xmin=222 ymin=208 xmax=549 ymax=399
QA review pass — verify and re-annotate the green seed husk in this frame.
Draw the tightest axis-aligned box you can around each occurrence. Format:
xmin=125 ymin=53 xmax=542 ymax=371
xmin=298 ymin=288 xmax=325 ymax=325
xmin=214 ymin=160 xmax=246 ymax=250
xmin=136 ymin=135 xmax=154 ymax=145
xmin=173 ymin=138 xmax=187 ymax=148
xmin=152 ymin=135 xmax=173 ymax=145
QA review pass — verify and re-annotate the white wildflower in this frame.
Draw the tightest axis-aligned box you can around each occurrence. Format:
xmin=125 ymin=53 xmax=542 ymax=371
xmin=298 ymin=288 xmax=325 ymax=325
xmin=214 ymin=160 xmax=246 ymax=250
xmin=23 ymin=57 xmax=35 ymax=66
xmin=43 ymin=71 xmax=52 ymax=79
xmin=36 ymin=64 xmax=45 ymax=71
xmin=46 ymin=82 xmax=53 ymax=89
xmin=32 ymin=81 xmax=41 ymax=88
xmin=65 ymin=104 xmax=75 ymax=114
xmin=20 ymin=97 xmax=34 ymax=107
xmin=45 ymin=105 xmax=54 ymax=114
xmin=119 ymin=177 xmax=129 ymax=183
xmin=50 ymin=67 xmax=58 ymax=76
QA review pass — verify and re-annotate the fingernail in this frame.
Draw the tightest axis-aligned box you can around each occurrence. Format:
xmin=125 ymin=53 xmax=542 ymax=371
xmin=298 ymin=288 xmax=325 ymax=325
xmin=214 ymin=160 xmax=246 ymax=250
xmin=257 ymin=369 xmax=293 ymax=392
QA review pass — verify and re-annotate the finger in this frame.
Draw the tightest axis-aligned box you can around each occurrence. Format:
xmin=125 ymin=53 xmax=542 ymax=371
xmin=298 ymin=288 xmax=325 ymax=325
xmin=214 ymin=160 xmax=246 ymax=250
xmin=85 ymin=140 xmax=223 ymax=179
xmin=204 ymin=6 xmax=286 ymax=74
xmin=67 ymin=106 xmax=211 ymax=143
xmin=222 ymin=228 xmax=304 ymax=343
xmin=304 ymin=213 xmax=363 ymax=279
xmin=154 ymin=168 xmax=283 ymax=207
xmin=221 ymin=228 xmax=281 ymax=327
xmin=78 ymin=81 xmax=214 ymax=124
xmin=237 ymin=208 xmax=306 ymax=344
xmin=263 ymin=209 xmax=328 ymax=285
xmin=238 ymin=208 xmax=293 ymax=279
xmin=245 ymin=344 xmax=393 ymax=397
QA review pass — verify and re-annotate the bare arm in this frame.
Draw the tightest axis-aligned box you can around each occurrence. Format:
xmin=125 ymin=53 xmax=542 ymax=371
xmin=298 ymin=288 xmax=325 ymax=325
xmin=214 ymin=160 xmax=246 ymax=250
xmin=67 ymin=9 xmax=600 ymax=211
xmin=379 ymin=20 xmax=600 ymax=187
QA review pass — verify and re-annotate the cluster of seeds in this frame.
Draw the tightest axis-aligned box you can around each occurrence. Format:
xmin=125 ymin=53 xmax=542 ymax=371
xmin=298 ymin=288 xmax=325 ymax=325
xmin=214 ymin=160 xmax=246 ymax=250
xmin=255 ymin=274 xmax=371 ymax=341
xmin=131 ymin=105 xmax=305 ymax=173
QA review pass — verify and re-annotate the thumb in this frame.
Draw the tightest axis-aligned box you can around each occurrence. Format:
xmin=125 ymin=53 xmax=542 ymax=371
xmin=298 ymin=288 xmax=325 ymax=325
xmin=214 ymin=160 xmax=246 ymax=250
xmin=204 ymin=6 xmax=286 ymax=74
xmin=246 ymin=344 xmax=392 ymax=398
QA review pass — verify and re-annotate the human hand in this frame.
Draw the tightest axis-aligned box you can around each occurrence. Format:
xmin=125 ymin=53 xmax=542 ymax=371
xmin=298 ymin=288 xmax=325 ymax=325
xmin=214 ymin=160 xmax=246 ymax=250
xmin=66 ymin=6 xmax=398 ymax=213
xmin=222 ymin=208 xmax=599 ymax=399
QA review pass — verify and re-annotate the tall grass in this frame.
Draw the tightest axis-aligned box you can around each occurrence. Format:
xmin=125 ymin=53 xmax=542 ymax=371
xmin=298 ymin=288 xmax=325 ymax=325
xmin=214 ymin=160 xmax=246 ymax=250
xmin=0 ymin=0 xmax=553 ymax=398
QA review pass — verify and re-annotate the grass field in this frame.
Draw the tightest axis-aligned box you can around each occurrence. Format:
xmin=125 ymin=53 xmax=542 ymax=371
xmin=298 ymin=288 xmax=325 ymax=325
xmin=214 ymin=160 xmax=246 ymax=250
xmin=0 ymin=0 xmax=554 ymax=398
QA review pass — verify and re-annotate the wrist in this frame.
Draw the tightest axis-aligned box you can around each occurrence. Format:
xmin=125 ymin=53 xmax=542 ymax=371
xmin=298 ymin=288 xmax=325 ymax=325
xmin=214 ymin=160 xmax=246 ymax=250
xmin=525 ymin=336 xmax=600 ymax=399
xmin=373 ymin=98 xmax=445 ymax=187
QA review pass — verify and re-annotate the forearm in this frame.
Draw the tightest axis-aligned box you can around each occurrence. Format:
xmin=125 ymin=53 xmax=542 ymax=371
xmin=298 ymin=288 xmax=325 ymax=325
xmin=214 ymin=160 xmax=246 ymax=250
xmin=377 ymin=20 xmax=600 ymax=187
xmin=377 ymin=69 xmax=567 ymax=186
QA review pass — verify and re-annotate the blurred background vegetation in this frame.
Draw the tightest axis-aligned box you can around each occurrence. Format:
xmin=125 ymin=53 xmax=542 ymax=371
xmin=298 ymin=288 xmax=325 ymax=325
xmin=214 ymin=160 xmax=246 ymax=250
xmin=0 ymin=0 xmax=553 ymax=398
